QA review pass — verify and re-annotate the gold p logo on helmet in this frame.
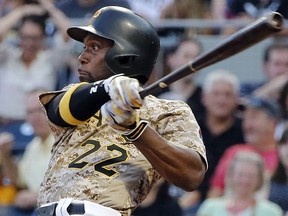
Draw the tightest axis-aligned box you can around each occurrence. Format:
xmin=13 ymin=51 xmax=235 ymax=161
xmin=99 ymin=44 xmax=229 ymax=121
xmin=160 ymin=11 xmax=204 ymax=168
xmin=89 ymin=10 xmax=101 ymax=24
xmin=93 ymin=10 xmax=101 ymax=18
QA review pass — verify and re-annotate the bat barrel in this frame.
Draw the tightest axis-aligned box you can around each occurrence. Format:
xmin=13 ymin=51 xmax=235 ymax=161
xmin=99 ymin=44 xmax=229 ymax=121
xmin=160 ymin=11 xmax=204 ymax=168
xmin=190 ymin=11 xmax=284 ymax=72
xmin=268 ymin=12 xmax=284 ymax=29
xmin=140 ymin=12 xmax=284 ymax=98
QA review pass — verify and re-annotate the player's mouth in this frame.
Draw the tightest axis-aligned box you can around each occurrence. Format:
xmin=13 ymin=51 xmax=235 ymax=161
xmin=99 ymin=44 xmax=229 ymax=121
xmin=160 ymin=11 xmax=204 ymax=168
xmin=78 ymin=69 xmax=90 ymax=77
xmin=78 ymin=69 xmax=89 ymax=81
xmin=78 ymin=69 xmax=95 ymax=82
xmin=78 ymin=69 xmax=89 ymax=76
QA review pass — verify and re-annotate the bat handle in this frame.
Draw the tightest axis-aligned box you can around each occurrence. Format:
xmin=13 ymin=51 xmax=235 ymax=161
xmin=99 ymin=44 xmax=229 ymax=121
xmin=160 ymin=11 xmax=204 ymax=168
xmin=139 ymin=82 xmax=166 ymax=98
xmin=139 ymin=89 xmax=150 ymax=99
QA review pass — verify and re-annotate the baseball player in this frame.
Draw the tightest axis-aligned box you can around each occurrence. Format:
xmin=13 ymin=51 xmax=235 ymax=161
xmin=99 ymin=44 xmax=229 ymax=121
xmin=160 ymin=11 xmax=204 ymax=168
xmin=36 ymin=6 xmax=207 ymax=216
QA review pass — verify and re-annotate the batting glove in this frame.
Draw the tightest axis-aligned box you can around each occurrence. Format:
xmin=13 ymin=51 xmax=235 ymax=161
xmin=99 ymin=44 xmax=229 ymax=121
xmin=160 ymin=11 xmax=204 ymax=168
xmin=101 ymin=100 xmax=148 ymax=141
xmin=103 ymin=74 xmax=143 ymax=109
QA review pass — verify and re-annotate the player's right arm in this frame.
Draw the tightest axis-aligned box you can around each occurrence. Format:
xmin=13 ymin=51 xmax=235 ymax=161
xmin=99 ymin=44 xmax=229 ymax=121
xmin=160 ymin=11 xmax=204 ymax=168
xmin=100 ymin=76 xmax=207 ymax=191
xmin=45 ymin=81 xmax=110 ymax=127
xmin=45 ymin=74 xmax=137 ymax=127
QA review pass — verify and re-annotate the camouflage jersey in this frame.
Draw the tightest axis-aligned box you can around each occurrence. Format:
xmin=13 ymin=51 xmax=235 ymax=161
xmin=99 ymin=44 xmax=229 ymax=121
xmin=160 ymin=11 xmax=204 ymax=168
xmin=37 ymin=90 xmax=207 ymax=216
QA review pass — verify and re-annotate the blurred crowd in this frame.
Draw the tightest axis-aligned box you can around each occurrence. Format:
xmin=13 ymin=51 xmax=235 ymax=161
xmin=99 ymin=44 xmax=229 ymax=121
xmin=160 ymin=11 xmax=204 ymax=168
xmin=0 ymin=0 xmax=287 ymax=216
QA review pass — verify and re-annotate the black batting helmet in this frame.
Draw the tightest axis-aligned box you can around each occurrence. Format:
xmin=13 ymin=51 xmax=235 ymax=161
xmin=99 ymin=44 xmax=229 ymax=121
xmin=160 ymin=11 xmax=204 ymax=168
xmin=67 ymin=6 xmax=160 ymax=84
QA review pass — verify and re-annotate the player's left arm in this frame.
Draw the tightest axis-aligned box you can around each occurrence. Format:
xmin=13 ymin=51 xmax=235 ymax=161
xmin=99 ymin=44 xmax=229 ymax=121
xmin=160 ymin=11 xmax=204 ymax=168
xmin=100 ymin=76 xmax=207 ymax=191
xmin=45 ymin=81 xmax=110 ymax=127
xmin=133 ymin=121 xmax=206 ymax=192
xmin=44 ymin=74 xmax=140 ymax=127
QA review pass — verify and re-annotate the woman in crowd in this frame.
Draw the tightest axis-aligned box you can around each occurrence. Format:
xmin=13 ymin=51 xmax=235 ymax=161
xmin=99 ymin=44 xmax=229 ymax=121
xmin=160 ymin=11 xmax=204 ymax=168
xmin=197 ymin=151 xmax=282 ymax=216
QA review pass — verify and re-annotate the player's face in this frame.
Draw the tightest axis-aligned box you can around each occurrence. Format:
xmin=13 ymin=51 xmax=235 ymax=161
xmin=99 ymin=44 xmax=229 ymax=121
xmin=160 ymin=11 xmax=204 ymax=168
xmin=78 ymin=34 xmax=114 ymax=82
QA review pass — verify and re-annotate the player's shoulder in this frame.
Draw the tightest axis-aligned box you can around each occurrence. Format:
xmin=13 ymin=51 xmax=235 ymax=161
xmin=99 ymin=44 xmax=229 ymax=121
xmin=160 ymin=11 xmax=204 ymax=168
xmin=142 ymin=95 xmax=194 ymax=124
xmin=39 ymin=83 xmax=79 ymax=106
xmin=145 ymin=95 xmax=191 ymax=111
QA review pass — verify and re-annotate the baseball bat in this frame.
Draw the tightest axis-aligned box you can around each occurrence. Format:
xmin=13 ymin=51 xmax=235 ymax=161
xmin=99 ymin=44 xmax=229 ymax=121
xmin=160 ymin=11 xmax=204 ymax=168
xmin=140 ymin=11 xmax=284 ymax=98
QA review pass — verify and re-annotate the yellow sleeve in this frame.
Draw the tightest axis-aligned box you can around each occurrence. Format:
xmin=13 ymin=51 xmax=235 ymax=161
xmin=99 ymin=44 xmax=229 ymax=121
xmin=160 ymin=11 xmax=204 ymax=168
xmin=59 ymin=82 xmax=88 ymax=125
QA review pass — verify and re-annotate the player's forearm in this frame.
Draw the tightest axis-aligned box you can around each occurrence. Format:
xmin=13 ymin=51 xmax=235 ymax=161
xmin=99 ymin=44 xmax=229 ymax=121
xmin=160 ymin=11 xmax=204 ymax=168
xmin=134 ymin=127 xmax=206 ymax=191
xmin=46 ymin=82 xmax=110 ymax=126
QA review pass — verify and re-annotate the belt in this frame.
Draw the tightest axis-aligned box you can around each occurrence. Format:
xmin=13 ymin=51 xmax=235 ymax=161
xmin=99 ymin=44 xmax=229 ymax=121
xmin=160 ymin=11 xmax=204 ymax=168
xmin=36 ymin=198 xmax=121 ymax=216
xmin=36 ymin=203 xmax=85 ymax=216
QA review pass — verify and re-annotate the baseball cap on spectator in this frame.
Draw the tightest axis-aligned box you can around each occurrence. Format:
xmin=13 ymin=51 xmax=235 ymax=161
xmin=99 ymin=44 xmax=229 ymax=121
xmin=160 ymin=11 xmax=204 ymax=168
xmin=243 ymin=96 xmax=281 ymax=119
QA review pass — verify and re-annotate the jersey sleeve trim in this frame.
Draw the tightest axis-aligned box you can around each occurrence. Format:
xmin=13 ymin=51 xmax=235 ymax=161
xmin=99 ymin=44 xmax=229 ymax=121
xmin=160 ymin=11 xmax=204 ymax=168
xmin=59 ymin=82 xmax=88 ymax=125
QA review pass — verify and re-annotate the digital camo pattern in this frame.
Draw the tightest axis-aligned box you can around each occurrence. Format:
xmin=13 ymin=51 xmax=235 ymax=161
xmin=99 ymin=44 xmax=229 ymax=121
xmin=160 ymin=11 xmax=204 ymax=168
xmin=38 ymin=92 xmax=207 ymax=216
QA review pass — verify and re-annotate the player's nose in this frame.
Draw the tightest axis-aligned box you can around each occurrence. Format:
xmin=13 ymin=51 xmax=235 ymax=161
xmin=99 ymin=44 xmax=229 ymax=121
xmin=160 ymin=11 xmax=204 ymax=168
xmin=79 ymin=51 xmax=89 ymax=65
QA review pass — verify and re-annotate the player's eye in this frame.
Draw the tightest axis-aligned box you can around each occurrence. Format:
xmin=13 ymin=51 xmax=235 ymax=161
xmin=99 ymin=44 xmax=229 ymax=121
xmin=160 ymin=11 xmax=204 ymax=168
xmin=92 ymin=44 xmax=99 ymax=51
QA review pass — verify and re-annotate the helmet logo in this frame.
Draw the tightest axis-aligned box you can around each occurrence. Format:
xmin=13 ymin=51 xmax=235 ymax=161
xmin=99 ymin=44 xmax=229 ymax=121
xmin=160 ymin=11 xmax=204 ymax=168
xmin=89 ymin=10 xmax=101 ymax=24
xmin=93 ymin=10 xmax=101 ymax=19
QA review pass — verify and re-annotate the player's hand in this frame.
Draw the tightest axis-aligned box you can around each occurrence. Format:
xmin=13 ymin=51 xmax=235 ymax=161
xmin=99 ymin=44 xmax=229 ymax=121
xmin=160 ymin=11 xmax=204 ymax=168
xmin=101 ymin=100 xmax=138 ymax=132
xmin=101 ymin=100 xmax=149 ymax=141
xmin=103 ymin=74 xmax=143 ymax=109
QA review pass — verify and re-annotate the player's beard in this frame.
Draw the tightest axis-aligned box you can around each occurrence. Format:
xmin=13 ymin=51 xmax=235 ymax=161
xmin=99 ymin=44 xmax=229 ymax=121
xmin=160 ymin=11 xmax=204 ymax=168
xmin=79 ymin=72 xmax=95 ymax=83
xmin=79 ymin=68 xmax=115 ymax=83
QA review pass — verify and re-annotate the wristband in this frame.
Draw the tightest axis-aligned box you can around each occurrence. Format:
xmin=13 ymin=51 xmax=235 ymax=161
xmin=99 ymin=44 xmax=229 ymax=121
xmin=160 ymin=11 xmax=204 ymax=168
xmin=123 ymin=120 xmax=149 ymax=141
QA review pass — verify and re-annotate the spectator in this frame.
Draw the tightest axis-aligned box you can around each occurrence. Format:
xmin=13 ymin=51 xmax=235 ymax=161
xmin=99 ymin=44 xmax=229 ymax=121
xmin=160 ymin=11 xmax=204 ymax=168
xmin=127 ymin=0 xmax=173 ymax=21
xmin=5 ymin=89 xmax=54 ymax=216
xmin=160 ymin=0 xmax=210 ymax=19
xmin=56 ymin=0 xmax=131 ymax=19
xmin=210 ymin=0 xmax=226 ymax=20
xmin=240 ymin=43 xmax=288 ymax=100
xmin=226 ymin=0 xmax=288 ymax=19
xmin=208 ymin=96 xmax=280 ymax=198
xmin=160 ymin=0 xmax=212 ymax=35
xmin=268 ymin=123 xmax=288 ymax=214
xmin=0 ymin=0 xmax=71 ymax=123
xmin=0 ymin=0 xmax=25 ymax=17
xmin=275 ymin=80 xmax=288 ymax=141
xmin=158 ymin=36 xmax=205 ymax=119
xmin=132 ymin=179 xmax=183 ymax=216
xmin=197 ymin=151 xmax=283 ymax=216
xmin=0 ymin=132 xmax=17 ymax=206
